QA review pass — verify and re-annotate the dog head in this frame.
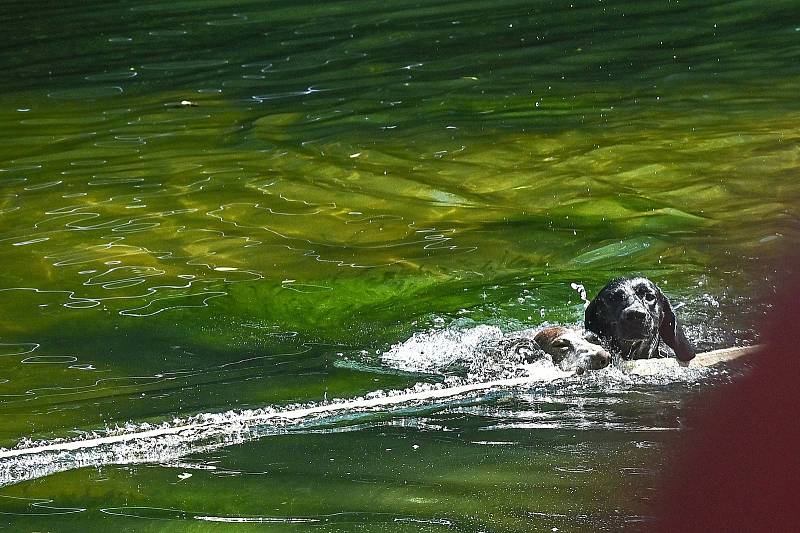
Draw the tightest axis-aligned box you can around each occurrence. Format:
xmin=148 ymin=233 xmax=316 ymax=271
xmin=533 ymin=326 xmax=611 ymax=374
xmin=584 ymin=277 xmax=695 ymax=361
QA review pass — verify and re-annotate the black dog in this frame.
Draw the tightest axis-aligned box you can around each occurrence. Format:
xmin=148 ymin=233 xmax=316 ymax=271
xmin=584 ymin=277 xmax=695 ymax=361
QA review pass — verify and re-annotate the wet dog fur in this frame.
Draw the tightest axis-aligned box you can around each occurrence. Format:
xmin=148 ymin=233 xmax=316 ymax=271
xmin=584 ymin=277 xmax=695 ymax=361
xmin=492 ymin=325 xmax=611 ymax=374
xmin=532 ymin=326 xmax=611 ymax=373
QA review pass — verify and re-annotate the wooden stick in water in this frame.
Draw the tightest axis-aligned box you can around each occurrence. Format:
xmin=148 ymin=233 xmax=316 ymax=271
xmin=622 ymin=345 xmax=761 ymax=376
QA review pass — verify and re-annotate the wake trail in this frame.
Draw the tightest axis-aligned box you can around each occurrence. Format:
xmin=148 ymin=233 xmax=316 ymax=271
xmin=0 ymin=367 xmax=571 ymax=487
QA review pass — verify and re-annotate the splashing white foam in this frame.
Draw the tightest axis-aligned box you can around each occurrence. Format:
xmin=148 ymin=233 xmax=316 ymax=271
xmin=380 ymin=325 xmax=504 ymax=374
xmin=570 ymin=282 xmax=590 ymax=309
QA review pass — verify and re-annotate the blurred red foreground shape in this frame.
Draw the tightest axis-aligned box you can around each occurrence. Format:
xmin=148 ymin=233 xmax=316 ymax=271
xmin=656 ymin=267 xmax=800 ymax=532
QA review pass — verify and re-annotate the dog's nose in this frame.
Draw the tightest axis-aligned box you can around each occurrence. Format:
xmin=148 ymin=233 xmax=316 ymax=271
xmin=622 ymin=307 xmax=647 ymax=324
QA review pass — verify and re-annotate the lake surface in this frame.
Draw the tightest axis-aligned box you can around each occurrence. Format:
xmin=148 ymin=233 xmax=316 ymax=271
xmin=0 ymin=0 xmax=798 ymax=530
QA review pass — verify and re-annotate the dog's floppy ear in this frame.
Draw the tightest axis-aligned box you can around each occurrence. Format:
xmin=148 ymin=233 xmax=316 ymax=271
xmin=584 ymin=296 xmax=605 ymax=337
xmin=657 ymin=290 xmax=695 ymax=361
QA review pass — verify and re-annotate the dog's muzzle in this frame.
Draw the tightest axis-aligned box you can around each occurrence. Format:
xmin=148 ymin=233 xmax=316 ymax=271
xmin=617 ymin=304 xmax=654 ymax=340
xmin=560 ymin=346 xmax=612 ymax=373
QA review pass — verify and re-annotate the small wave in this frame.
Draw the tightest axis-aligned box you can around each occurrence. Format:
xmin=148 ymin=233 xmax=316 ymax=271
xmin=0 ymin=367 xmax=569 ymax=488
xmin=380 ymin=324 xmax=504 ymax=374
xmin=381 ymin=324 xmax=548 ymax=379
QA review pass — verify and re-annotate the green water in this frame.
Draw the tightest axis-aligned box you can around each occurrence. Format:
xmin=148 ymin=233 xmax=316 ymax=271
xmin=0 ymin=0 xmax=798 ymax=530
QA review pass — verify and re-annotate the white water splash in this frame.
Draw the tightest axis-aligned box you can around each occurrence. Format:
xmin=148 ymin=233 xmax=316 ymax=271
xmin=380 ymin=325 xmax=504 ymax=374
xmin=570 ymin=282 xmax=590 ymax=309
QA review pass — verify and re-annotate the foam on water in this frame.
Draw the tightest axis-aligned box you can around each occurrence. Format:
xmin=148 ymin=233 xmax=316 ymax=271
xmin=380 ymin=324 xmax=505 ymax=376
xmin=380 ymin=324 xmax=712 ymax=382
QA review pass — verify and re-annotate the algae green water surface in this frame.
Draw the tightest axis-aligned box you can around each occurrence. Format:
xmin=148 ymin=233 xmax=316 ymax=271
xmin=0 ymin=0 xmax=798 ymax=530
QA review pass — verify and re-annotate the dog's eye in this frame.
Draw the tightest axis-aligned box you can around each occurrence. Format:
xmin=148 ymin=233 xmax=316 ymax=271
xmin=644 ymin=292 xmax=656 ymax=303
xmin=551 ymin=340 xmax=572 ymax=350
